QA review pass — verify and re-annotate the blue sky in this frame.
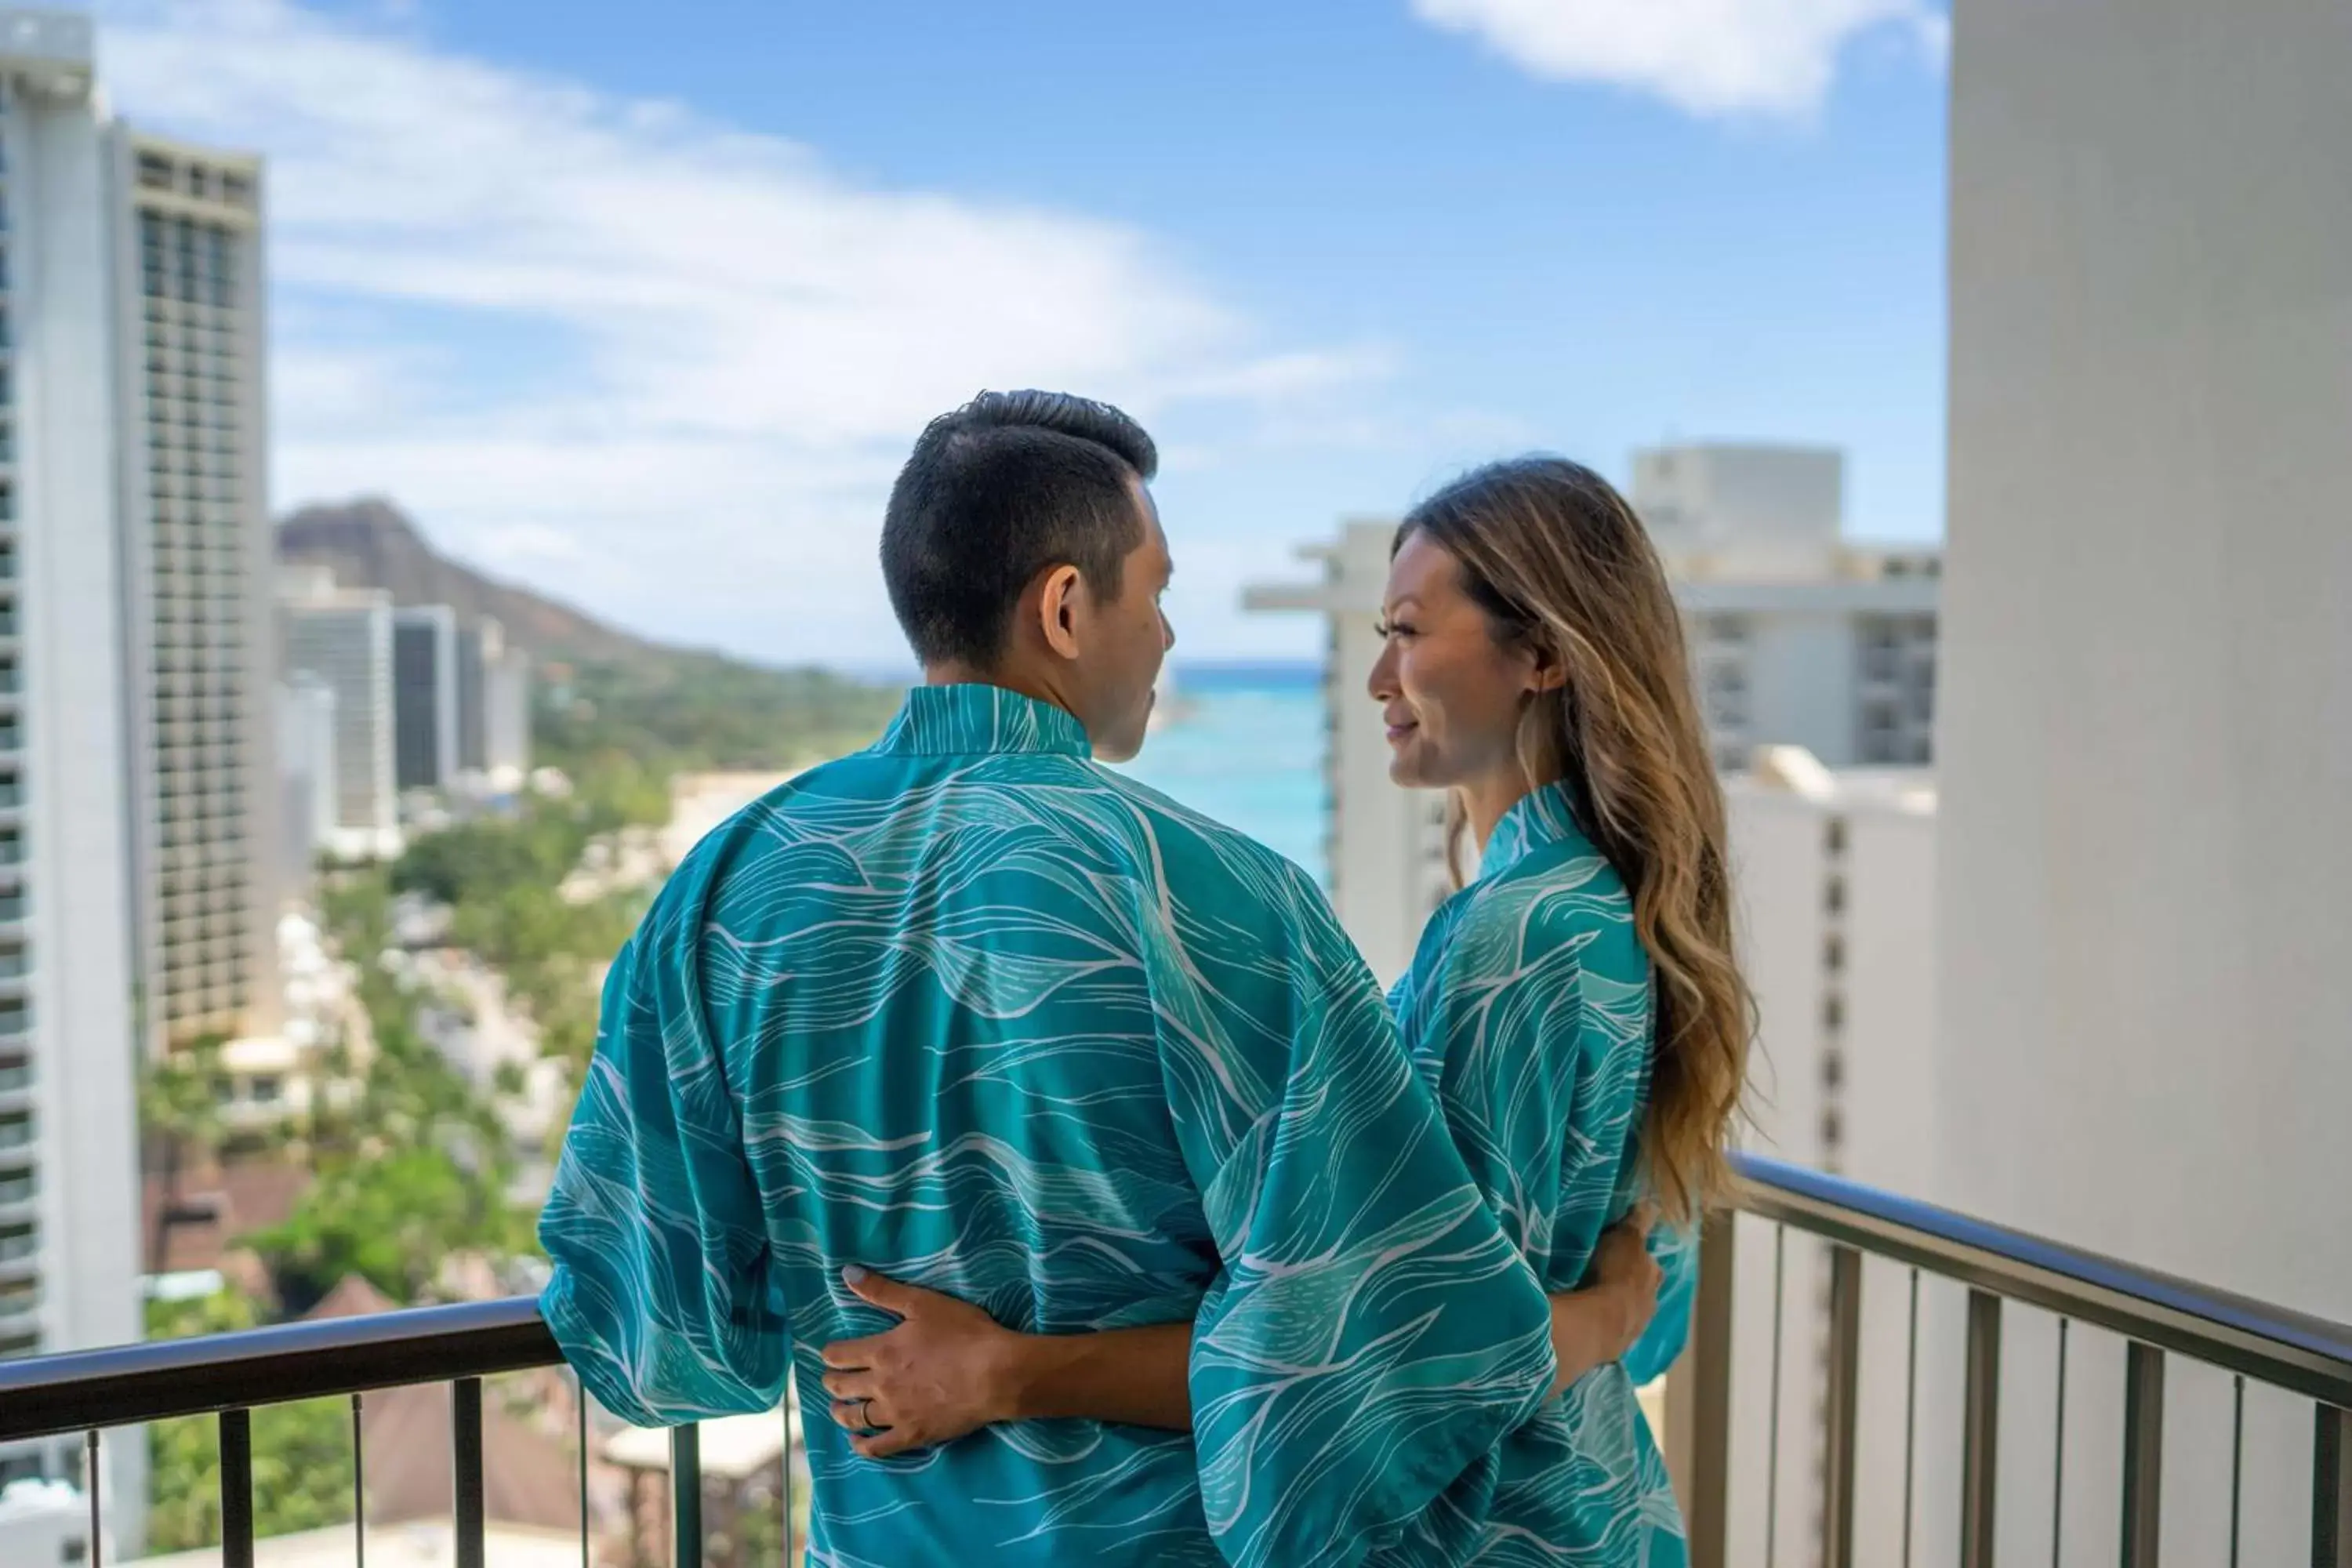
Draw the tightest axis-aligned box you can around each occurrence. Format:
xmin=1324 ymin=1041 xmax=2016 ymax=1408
xmin=84 ymin=0 xmax=1949 ymax=665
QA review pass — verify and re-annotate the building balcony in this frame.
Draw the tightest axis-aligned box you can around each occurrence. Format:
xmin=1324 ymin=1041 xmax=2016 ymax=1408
xmin=0 ymin=1159 xmax=2342 ymax=1567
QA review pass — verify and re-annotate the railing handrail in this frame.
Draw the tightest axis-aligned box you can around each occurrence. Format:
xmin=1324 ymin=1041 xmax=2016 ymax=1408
xmin=1731 ymin=1151 xmax=2352 ymax=1408
xmin=0 ymin=1294 xmax=557 ymax=1443
xmin=0 ymin=1162 xmax=2343 ymax=1443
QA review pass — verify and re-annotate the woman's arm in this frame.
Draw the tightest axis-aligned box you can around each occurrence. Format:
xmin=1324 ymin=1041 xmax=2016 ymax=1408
xmin=819 ymin=1214 xmax=1662 ymax=1459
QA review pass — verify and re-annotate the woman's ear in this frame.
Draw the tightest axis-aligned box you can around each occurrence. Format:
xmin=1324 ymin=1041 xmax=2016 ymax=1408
xmin=1525 ymin=637 xmax=1569 ymax=694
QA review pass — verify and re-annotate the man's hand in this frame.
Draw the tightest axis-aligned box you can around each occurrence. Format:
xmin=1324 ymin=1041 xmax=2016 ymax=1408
xmin=1588 ymin=1205 xmax=1665 ymax=1361
xmin=818 ymin=1267 xmax=1025 ymax=1459
xmin=1547 ymin=1204 xmax=1666 ymax=1393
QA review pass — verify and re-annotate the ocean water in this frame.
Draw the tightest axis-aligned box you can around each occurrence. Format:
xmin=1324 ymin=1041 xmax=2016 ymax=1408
xmin=1111 ymin=662 xmax=1329 ymax=887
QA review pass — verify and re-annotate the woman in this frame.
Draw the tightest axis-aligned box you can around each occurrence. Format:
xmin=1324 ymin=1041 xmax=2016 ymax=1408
xmin=820 ymin=457 xmax=1750 ymax=1563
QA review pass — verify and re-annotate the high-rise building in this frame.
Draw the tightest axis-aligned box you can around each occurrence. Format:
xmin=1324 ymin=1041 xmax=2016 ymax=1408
xmin=392 ymin=605 xmax=457 ymax=793
xmin=275 ymin=673 xmax=336 ymax=885
xmin=1242 ymin=521 xmax=1450 ymax=983
xmin=1934 ymin=3 xmax=2352 ymax=1559
xmin=455 ymin=619 xmax=490 ymax=775
xmin=1634 ymin=444 xmax=1940 ymax=771
xmin=1716 ymin=747 xmax=1936 ymax=1567
xmin=0 ymin=6 xmax=150 ymax=1525
xmin=484 ymin=634 xmax=530 ymax=782
xmin=280 ymin=579 xmax=400 ymax=862
xmin=111 ymin=126 xmax=279 ymax=1053
xmin=452 ymin=615 xmax=530 ymax=784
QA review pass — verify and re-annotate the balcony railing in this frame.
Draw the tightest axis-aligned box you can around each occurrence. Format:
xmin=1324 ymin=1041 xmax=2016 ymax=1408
xmin=0 ymin=1296 xmax=760 ymax=1568
xmin=1668 ymin=1155 xmax=2352 ymax=1568
xmin=0 ymin=1161 xmax=2342 ymax=1567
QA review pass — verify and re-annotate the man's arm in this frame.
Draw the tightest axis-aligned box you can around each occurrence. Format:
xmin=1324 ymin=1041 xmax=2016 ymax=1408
xmin=816 ymin=1218 xmax=1662 ymax=1457
xmin=539 ymin=900 xmax=789 ymax=1426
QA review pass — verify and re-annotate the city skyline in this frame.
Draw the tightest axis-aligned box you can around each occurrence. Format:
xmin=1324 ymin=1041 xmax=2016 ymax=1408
xmin=63 ymin=0 xmax=1948 ymax=665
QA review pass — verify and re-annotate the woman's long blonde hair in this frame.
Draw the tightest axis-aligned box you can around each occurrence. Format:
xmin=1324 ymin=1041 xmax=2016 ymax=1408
xmin=1400 ymin=457 xmax=1751 ymax=1221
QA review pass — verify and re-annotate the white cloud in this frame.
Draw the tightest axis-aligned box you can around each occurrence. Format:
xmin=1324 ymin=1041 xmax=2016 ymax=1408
xmin=93 ymin=0 xmax=1385 ymax=661
xmin=1409 ymin=0 xmax=1946 ymax=119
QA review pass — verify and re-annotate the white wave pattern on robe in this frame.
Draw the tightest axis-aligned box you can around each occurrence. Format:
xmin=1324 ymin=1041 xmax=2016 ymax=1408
xmin=1388 ymin=781 xmax=1694 ymax=1566
xmin=539 ymin=684 xmax=1558 ymax=1567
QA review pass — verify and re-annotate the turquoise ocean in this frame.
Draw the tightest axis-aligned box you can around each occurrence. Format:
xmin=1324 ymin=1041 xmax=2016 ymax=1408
xmin=1111 ymin=662 xmax=1329 ymax=888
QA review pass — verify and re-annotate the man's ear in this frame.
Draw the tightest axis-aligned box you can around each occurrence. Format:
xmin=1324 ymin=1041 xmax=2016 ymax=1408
xmin=1036 ymin=564 xmax=1083 ymax=661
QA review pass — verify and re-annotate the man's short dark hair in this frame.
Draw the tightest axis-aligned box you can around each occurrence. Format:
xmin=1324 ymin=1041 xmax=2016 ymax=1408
xmin=881 ymin=390 xmax=1159 ymax=669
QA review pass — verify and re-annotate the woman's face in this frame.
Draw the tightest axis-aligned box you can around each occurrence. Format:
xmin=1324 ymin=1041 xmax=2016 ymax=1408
xmin=1367 ymin=530 xmax=1551 ymax=789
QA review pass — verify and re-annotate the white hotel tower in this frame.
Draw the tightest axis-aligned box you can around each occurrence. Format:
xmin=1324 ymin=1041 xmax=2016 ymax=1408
xmin=0 ymin=6 xmax=144 ymax=1510
xmin=0 ymin=9 xmax=274 ymax=1537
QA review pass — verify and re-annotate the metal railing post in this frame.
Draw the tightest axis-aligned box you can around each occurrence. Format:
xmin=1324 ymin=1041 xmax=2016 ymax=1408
xmin=1961 ymin=1290 xmax=2002 ymax=1568
xmin=454 ymin=1377 xmax=485 ymax=1568
xmin=1664 ymin=1209 xmax=1735 ymax=1568
xmin=1822 ymin=1243 xmax=1864 ymax=1568
xmin=220 ymin=1407 xmax=254 ymax=1568
xmin=671 ymin=1423 xmax=703 ymax=1568
xmin=2121 ymin=1342 xmax=2164 ymax=1568
xmin=2316 ymin=1403 xmax=2352 ymax=1568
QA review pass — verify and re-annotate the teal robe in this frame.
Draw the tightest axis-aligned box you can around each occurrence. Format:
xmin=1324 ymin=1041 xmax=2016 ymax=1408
xmin=1388 ymin=782 xmax=1696 ymax=1565
xmin=539 ymin=684 xmax=1556 ymax=1568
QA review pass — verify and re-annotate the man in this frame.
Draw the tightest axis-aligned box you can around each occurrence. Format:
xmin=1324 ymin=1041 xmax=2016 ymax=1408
xmin=539 ymin=391 xmax=1558 ymax=1566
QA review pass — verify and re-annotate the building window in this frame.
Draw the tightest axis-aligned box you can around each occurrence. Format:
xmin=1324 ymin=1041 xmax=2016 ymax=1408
xmin=1820 ymin=1050 xmax=1846 ymax=1092
xmin=1824 ymin=876 xmax=1846 ymax=916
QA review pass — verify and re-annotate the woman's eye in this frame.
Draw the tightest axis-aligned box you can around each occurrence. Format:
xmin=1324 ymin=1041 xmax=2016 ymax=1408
xmin=1377 ymin=619 xmax=1416 ymax=640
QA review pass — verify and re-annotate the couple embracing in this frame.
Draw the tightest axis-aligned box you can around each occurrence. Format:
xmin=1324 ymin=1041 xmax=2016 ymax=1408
xmin=538 ymin=390 xmax=1749 ymax=1567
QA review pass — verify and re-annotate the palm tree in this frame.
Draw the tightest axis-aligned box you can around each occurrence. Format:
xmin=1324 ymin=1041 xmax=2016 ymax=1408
xmin=140 ymin=1033 xmax=229 ymax=1276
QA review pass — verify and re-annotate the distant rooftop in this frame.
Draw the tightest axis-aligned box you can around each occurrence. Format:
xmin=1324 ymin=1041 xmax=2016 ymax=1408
xmin=0 ymin=9 xmax=93 ymax=103
xmin=1736 ymin=744 xmax=1936 ymax=814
